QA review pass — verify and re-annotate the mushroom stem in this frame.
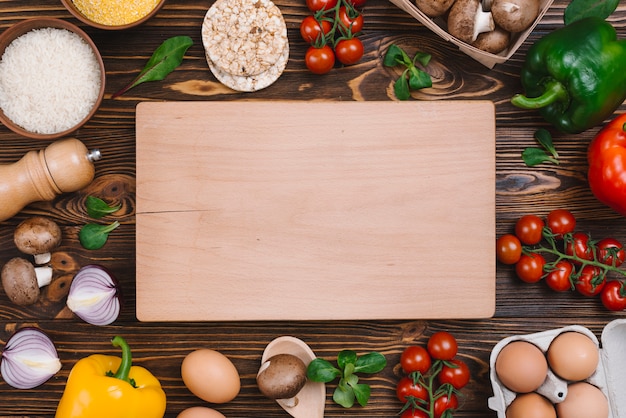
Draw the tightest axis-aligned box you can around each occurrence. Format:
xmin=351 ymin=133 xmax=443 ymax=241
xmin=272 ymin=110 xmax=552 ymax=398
xmin=35 ymin=266 xmax=53 ymax=288
xmin=277 ymin=397 xmax=299 ymax=408
xmin=473 ymin=4 xmax=495 ymax=41
xmin=34 ymin=252 xmax=52 ymax=265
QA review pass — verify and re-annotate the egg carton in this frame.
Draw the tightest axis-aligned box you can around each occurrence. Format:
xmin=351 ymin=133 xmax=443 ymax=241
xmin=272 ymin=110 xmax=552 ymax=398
xmin=387 ymin=0 xmax=554 ymax=68
xmin=488 ymin=319 xmax=626 ymax=418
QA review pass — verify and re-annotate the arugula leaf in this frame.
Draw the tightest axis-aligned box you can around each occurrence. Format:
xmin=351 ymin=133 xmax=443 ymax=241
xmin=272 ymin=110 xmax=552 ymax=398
xmin=564 ymin=0 xmax=619 ymax=24
xmin=86 ymin=196 xmax=121 ymax=219
xmin=112 ymin=36 xmax=193 ymax=98
xmin=383 ymin=44 xmax=432 ymax=100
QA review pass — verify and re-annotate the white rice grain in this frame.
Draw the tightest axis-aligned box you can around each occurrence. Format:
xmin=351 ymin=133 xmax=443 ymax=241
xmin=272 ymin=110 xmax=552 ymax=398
xmin=0 ymin=28 xmax=102 ymax=134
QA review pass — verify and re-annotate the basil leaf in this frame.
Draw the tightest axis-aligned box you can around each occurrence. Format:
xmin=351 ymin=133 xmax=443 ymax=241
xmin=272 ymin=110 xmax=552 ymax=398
xmin=564 ymin=0 xmax=618 ymax=24
xmin=79 ymin=221 xmax=120 ymax=250
xmin=337 ymin=350 xmax=357 ymax=369
xmin=112 ymin=36 xmax=193 ymax=98
xmin=354 ymin=351 xmax=387 ymax=374
xmin=86 ymin=196 xmax=121 ymax=219
xmin=306 ymin=358 xmax=341 ymax=383
xmin=351 ymin=383 xmax=371 ymax=407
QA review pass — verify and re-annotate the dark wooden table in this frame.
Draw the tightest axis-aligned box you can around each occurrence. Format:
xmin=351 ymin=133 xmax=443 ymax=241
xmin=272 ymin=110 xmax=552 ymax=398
xmin=1 ymin=0 xmax=625 ymax=416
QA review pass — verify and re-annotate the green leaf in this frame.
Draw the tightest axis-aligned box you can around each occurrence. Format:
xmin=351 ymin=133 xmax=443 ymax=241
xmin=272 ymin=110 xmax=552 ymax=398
xmin=306 ymin=358 xmax=341 ymax=383
xmin=394 ymin=74 xmax=411 ymax=100
xmin=351 ymin=383 xmax=371 ymax=407
xmin=564 ymin=0 xmax=618 ymax=24
xmin=79 ymin=221 xmax=120 ymax=250
xmin=534 ymin=128 xmax=558 ymax=158
xmin=112 ymin=36 xmax=193 ymax=98
xmin=337 ymin=350 xmax=357 ymax=369
xmin=333 ymin=381 xmax=355 ymax=408
xmin=86 ymin=196 xmax=121 ymax=219
xmin=383 ymin=44 xmax=404 ymax=67
xmin=408 ymin=67 xmax=432 ymax=90
xmin=354 ymin=351 xmax=387 ymax=374
xmin=413 ymin=51 xmax=431 ymax=67
xmin=522 ymin=147 xmax=559 ymax=167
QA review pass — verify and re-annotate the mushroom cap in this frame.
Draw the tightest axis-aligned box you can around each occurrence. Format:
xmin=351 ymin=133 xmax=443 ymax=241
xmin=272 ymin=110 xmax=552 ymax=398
xmin=14 ymin=217 xmax=62 ymax=256
xmin=491 ymin=0 xmax=539 ymax=33
xmin=447 ymin=0 xmax=495 ymax=43
xmin=257 ymin=353 xmax=308 ymax=400
xmin=472 ymin=26 xmax=511 ymax=54
xmin=1 ymin=257 xmax=39 ymax=306
xmin=415 ymin=0 xmax=456 ymax=17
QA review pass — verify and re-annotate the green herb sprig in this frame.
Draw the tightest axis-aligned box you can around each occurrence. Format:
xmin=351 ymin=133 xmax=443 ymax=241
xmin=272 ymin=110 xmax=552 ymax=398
xmin=306 ymin=350 xmax=386 ymax=408
xmin=86 ymin=196 xmax=121 ymax=219
xmin=522 ymin=128 xmax=559 ymax=167
xmin=79 ymin=196 xmax=122 ymax=250
xmin=383 ymin=44 xmax=432 ymax=100
xmin=112 ymin=35 xmax=193 ymax=98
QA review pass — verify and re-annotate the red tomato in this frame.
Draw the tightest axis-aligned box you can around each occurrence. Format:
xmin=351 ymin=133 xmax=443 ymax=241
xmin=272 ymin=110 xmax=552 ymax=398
xmin=596 ymin=237 xmax=625 ymax=267
xmin=427 ymin=332 xmax=457 ymax=361
xmin=400 ymin=346 xmax=432 ymax=374
xmin=401 ymin=409 xmax=429 ymax=418
xmin=496 ymin=234 xmax=522 ymax=265
xmin=546 ymin=209 xmax=576 ymax=238
xmin=334 ymin=38 xmax=364 ymax=65
xmin=433 ymin=393 xmax=458 ymax=418
xmin=515 ymin=214 xmax=545 ymax=245
xmin=346 ymin=0 xmax=367 ymax=7
xmin=601 ymin=280 xmax=626 ymax=311
xmin=306 ymin=0 xmax=337 ymax=11
xmin=300 ymin=16 xmax=331 ymax=44
xmin=438 ymin=359 xmax=470 ymax=389
xmin=565 ymin=232 xmax=594 ymax=264
xmin=575 ymin=265 xmax=605 ymax=297
xmin=515 ymin=253 xmax=546 ymax=283
xmin=544 ymin=260 xmax=574 ymax=292
xmin=396 ymin=377 xmax=428 ymax=404
xmin=338 ymin=6 xmax=364 ymax=33
xmin=305 ymin=45 xmax=335 ymax=74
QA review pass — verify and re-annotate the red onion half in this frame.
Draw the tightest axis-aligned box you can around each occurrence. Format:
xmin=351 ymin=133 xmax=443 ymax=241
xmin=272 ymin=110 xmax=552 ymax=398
xmin=66 ymin=264 xmax=121 ymax=326
xmin=1 ymin=327 xmax=62 ymax=389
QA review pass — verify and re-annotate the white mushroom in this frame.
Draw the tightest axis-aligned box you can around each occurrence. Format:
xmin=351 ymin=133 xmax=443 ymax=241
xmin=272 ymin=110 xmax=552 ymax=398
xmin=257 ymin=353 xmax=308 ymax=408
xmin=447 ymin=0 xmax=495 ymax=44
xmin=14 ymin=217 xmax=62 ymax=265
xmin=472 ymin=26 xmax=511 ymax=54
xmin=415 ymin=0 xmax=456 ymax=17
xmin=491 ymin=0 xmax=540 ymax=33
xmin=1 ymin=257 xmax=53 ymax=306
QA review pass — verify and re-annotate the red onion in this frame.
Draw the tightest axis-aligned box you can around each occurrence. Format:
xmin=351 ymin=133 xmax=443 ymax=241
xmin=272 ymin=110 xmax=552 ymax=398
xmin=1 ymin=327 xmax=61 ymax=389
xmin=66 ymin=264 xmax=121 ymax=326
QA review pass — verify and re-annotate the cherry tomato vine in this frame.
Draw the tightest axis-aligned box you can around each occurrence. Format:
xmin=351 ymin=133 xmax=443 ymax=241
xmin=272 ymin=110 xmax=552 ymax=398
xmin=397 ymin=332 xmax=469 ymax=418
xmin=496 ymin=209 xmax=626 ymax=312
xmin=301 ymin=0 xmax=366 ymax=74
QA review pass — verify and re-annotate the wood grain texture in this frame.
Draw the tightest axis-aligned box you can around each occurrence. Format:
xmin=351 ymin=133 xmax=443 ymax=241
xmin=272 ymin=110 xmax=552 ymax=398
xmin=0 ymin=0 xmax=625 ymax=416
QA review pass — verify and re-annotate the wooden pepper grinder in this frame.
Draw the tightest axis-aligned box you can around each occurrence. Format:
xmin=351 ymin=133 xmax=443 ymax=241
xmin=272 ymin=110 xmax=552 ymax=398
xmin=0 ymin=138 xmax=101 ymax=222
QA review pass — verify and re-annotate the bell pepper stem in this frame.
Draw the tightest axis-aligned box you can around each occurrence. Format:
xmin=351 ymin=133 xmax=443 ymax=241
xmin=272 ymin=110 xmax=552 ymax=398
xmin=111 ymin=336 xmax=133 ymax=383
xmin=511 ymin=79 xmax=570 ymax=110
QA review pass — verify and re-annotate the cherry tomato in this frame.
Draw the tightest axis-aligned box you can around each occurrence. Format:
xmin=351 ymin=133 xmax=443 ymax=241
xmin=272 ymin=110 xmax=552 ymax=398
xmin=401 ymin=409 xmax=429 ymax=418
xmin=575 ymin=265 xmax=605 ymax=297
xmin=396 ymin=377 xmax=428 ymax=404
xmin=300 ymin=16 xmax=332 ymax=44
xmin=335 ymin=38 xmax=364 ymax=65
xmin=433 ymin=393 xmax=458 ymax=418
xmin=515 ymin=253 xmax=546 ymax=283
xmin=305 ymin=45 xmax=335 ymax=74
xmin=600 ymin=280 xmax=626 ymax=311
xmin=438 ymin=358 xmax=470 ymax=389
xmin=427 ymin=331 xmax=457 ymax=361
xmin=544 ymin=260 xmax=574 ymax=292
xmin=515 ymin=214 xmax=544 ymax=245
xmin=306 ymin=0 xmax=337 ymax=11
xmin=596 ymin=237 xmax=625 ymax=268
xmin=338 ymin=6 xmax=364 ymax=33
xmin=565 ymin=232 xmax=594 ymax=264
xmin=400 ymin=345 xmax=432 ymax=374
xmin=496 ymin=234 xmax=522 ymax=265
xmin=346 ymin=0 xmax=367 ymax=7
xmin=546 ymin=209 xmax=576 ymax=238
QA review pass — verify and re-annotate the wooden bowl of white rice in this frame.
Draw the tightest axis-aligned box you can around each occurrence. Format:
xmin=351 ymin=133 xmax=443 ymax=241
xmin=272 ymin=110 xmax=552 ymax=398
xmin=0 ymin=18 xmax=105 ymax=140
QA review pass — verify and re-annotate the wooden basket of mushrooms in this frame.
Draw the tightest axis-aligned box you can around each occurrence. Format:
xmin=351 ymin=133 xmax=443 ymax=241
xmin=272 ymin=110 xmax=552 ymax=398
xmin=388 ymin=0 xmax=554 ymax=68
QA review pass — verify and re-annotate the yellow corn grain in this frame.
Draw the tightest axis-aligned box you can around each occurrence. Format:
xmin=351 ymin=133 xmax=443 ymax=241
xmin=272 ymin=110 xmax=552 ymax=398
xmin=71 ymin=0 xmax=160 ymax=26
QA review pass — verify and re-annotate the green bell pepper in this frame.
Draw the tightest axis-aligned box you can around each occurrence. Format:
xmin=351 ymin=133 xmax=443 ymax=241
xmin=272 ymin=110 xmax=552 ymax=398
xmin=511 ymin=17 xmax=626 ymax=134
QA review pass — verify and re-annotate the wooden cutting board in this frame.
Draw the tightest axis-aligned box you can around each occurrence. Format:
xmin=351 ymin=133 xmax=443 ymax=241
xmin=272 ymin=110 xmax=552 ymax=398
xmin=135 ymin=101 xmax=496 ymax=321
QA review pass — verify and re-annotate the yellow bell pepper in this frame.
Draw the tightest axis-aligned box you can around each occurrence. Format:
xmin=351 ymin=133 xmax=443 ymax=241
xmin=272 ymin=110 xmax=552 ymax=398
xmin=55 ymin=336 xmax=166 ymax=418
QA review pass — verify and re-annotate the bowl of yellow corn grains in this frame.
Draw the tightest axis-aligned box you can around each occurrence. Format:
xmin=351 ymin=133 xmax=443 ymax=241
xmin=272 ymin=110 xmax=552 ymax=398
xmin=61 ymin=0 xmax=166 ymax=30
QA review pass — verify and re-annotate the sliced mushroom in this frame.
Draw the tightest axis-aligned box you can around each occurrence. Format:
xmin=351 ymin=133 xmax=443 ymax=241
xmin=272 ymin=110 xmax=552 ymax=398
xmin=447 ymin=0 xmax=495 ymax=44
xmin=1 ymin=257 xmax=53 ymax=306
xmin=415 ymin=0 xmax=456 ymax=17
xmin=14 ymin=217 xmax=62 ymax=265
xmin=491 ymin=0 xmax=539 ymax=33
xmin=472 ymin=26 xmax=511 ymax=54
xmin=257 ymin=353 xmax=308 ymax=408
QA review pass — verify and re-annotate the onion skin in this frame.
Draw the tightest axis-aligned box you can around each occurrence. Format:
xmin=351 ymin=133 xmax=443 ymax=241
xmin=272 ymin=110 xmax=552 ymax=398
xmin=66 ymin=264 xmax=121 ymax=326
xmin=0 ymin=327 xmax=62 ymax=389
